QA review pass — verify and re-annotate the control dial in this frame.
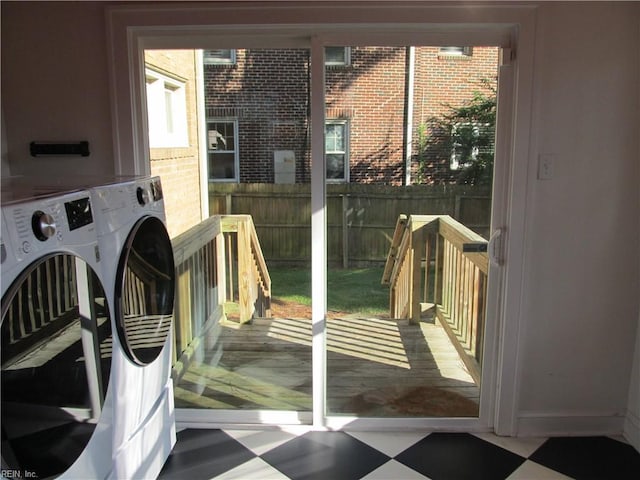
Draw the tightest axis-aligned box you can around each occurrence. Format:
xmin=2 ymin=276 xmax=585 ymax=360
xmin=136 ymin=186 xmax=150 ymax=206
xmin=32 ymin=211 xmax=56 ymax=241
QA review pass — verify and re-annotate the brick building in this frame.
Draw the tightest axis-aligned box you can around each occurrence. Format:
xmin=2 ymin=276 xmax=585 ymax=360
xmin=145 ymin=50 xmax=204 ymax=237
xmin=204 ymin=46 xmax=499 ymax=185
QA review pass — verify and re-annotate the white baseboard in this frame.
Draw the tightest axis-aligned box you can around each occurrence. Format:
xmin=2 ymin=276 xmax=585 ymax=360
xmin=516 ymin=410 xmax=625 ymax=437
xmin=623 ymin=409 xmax=640 ymax=452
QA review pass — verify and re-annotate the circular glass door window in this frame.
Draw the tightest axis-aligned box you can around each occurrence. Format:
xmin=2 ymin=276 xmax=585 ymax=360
xmin=1 ymin=253 xmax=112 ymax=479
xmin=115 ymin=216 xmax=175 ymax=366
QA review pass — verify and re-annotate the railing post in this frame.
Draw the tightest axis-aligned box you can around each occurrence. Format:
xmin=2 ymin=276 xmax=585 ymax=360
xmin=434 ymin=224 xmax=444 ymax=306
xmin=215 ymin=231 xmax=226 ymax=314
xmin=410 ymin=221 xmax=423 ymax=324
xmin=424 ymin=231 xmax=432 ymax=305
xmin=237 ymin=218 xmax=253 ymax=323
xmin=226 ymin=232 xmax=234 ymax=302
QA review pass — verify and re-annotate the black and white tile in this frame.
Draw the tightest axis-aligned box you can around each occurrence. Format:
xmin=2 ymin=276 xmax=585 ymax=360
xmin=159 ymin=427 xmax=640 ymax=480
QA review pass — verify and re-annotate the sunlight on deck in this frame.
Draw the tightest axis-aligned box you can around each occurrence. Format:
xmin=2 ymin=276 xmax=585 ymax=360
xmin=174 ymin=315 xmax=478 ymax=412
xmin=179 ymin=364 xmax=311 ymax=410
xmin=266 ymin=316 xmax=412 ymax=368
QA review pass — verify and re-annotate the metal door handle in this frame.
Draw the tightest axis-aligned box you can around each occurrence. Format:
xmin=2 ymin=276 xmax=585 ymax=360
xmin=488 ymin=228 xmax=504 ymax=266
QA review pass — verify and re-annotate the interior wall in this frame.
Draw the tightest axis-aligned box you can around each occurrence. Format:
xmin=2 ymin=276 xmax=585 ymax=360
xmin=0 ymin=1 xmax=114 ymax=177
xmin=516 ymin=2 xmax=640 ymax=436
xmin=1 ymin=1 xmax=639 ymax=439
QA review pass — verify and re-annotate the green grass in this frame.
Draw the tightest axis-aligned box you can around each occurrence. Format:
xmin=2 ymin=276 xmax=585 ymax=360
xmin=268 ymin=266 xmax=389 ymax=315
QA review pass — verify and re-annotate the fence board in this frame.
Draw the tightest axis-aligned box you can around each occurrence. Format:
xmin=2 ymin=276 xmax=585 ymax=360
xmin=210 ymin=183 xmax=490 ymax=266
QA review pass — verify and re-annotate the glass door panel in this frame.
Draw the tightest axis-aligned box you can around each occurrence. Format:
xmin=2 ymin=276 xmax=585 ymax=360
xmin=143 ymin=41 xmax=503 ymax=422
xmin=146 ymin=48 xmax=313 ymax=413
xmin=325 ymin=44 xmax=500 ymax=418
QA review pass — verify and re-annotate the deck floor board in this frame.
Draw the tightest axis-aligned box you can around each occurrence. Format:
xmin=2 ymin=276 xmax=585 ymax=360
xmin=174 ymin=315 xmax=480 ymax=416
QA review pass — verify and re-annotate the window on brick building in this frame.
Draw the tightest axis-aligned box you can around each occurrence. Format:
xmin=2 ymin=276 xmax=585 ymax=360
xmin=145 ymin=68 xmax=188 ymax=148
xmin=325 ymin=120 xmax=349 ymax=182
xmin=439 ymin=46 xmax=473 ymax=57
xmin=207 ymin=119 xmax=239 ymax=181
xmin=204 ymin=49 xmax=236 ymax=65
xmin=325 ymin=46 xmax=350 ymax=66
xmin=450 ymin=121 xmax=492 ymax=170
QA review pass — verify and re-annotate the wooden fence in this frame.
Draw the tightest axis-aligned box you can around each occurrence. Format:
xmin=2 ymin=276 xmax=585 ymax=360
xmin=209 ymin=183 xmax=491 ymax=267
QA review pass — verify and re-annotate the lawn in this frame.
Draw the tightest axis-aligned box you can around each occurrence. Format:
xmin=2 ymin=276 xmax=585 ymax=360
xmin=268 ymin=266 xmax=389 ymax=316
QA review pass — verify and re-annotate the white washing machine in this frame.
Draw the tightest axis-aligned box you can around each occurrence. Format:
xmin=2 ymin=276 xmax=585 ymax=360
xmin=1 ymin=181 xmax=116 ymax=479
xmin=89 ymin=176 xmax=176 ymax=480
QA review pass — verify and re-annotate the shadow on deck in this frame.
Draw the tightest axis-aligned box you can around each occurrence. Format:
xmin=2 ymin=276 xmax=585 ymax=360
xmin=173 ymin=312 xmax=479 ymax=418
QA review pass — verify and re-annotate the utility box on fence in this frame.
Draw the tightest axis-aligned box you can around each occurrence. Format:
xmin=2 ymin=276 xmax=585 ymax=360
xmin=274 ymin=150 xmax=296 ymax=184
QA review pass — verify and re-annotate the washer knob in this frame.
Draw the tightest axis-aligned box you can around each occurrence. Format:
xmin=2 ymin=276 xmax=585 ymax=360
xmin=136 ymin=186 xmax=149 ymax=206
xmin=32 ymin=211 xmax=56 ymax=241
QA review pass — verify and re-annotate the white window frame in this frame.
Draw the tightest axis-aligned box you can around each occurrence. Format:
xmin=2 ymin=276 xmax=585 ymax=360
xmin=439 ymin=46 xmax=473 ymax=57
xmin=325 ymin=46 xmax=351 ymax=66
xmin=450 ymin=121 xmax=492 ymax=170
xmin=207 ymin=118 xmax=239 ymax=182
xmin=325 ymin=120 xmax=349 ymax=182
xmin=203 ymin=49 xmax=236 ymax=65
xmin=145 ymin=68 xmax=188 ymax=148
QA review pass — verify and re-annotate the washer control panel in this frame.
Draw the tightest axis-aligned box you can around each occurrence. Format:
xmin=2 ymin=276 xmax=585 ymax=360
xmin=91 ymin=176 xmax=166 ymax=236
xmin=1 ymin=190 xmax=96 ymax=263
xmin=136 ymin=178 xmax=163 ymax=206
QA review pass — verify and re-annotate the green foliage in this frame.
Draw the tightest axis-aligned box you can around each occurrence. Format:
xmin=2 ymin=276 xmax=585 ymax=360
xmin=418 ymin=83 xmax=497 ymax=186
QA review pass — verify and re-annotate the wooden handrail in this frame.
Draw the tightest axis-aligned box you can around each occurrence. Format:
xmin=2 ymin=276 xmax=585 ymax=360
xmin=170 ymin=215 xmax=225 ymax=378
xmin=382 ymin=215 xmax=439 ymax=322
xmin=219 ymin=215 xmax=271 ymax=323
xmin=381 ymin=214 xmax=407 ymax=285
xmin=383 ymin=215 xmax=488 ymax=383
xmin=170 ymin=214 xmax=272 ymax=379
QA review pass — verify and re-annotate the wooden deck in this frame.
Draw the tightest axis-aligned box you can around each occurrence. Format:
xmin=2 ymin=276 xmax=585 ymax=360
xmin=173 ymin=314 xmax=480 ymax=417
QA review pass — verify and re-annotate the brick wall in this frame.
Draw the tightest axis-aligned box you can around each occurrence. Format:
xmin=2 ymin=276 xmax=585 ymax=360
xmin=326 ymin=47 xmax=406 ymax=184
xmin=203 ymin=46 xmax=499 ymax=185
xmin=205 ymin=49 xmax=310 ymax=183
xmin=145 ymin=50 xmax=203 ymax=238
xmin=411 ymin=47 xmax=499 ymax=184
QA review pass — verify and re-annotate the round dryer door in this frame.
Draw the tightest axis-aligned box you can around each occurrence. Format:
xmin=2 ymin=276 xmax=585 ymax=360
xmin=115 ymin=216 xmax=175 ymax=366
xmin=1 ymin=254 xmax=112 ymax=479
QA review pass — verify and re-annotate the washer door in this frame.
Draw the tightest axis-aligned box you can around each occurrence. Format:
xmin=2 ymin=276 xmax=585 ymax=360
xmin=115 ymin=216 xmax=175 ymax=366
xmin=1 ymin=253 xmax=112 ymax=478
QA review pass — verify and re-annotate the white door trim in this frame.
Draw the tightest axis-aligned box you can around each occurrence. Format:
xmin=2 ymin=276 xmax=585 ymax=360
xmin=106 ymin=2 xmax=538 ymax=433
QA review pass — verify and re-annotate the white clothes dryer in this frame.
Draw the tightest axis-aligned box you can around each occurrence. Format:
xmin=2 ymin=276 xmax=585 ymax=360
xmin=1 ymin=184 xmax=116 ymax=479
xmin=90 ymin=176 xmax=176 ymax=480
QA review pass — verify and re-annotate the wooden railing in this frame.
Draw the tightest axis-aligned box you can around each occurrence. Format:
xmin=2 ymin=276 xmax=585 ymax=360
xmin=382 ymin=215 xmax=488 ymax=383
xmin=1 ymin=255 xmax=80 ymax=367
xmin=219 ymin=215 xmax=272 ymax=322
xmin=170 ymin=214 xmax=271 ymax=377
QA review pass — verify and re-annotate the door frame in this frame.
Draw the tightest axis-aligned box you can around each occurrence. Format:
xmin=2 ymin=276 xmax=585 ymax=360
xmin=107 ymin=2 xmax=537 ymax=434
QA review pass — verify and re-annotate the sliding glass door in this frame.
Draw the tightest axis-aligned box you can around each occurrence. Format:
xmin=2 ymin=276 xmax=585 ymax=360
xmin=135 ymin=30 xmax=513 ymax=429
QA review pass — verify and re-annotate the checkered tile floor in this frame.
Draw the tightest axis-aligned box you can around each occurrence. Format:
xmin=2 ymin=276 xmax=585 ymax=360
xmin=159 ymin=428 xmax=640 ymax=479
